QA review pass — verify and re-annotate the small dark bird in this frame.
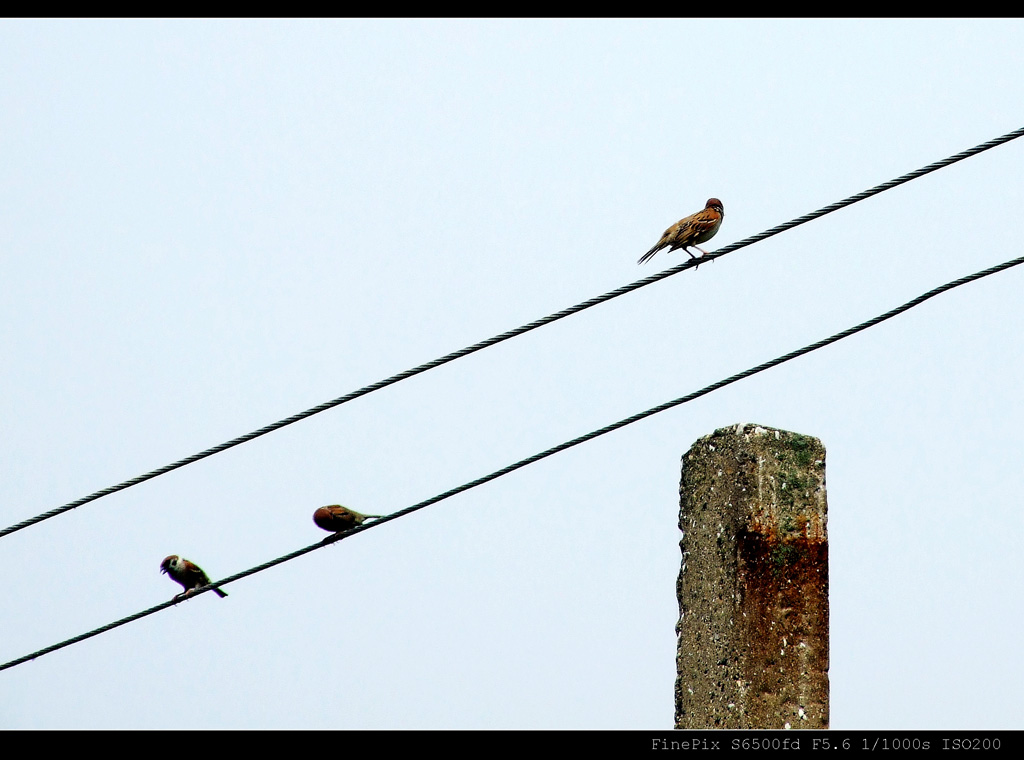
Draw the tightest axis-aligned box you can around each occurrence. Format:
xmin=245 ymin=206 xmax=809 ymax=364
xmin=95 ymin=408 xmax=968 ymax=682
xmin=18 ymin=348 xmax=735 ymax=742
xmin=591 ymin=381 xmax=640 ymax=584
xmin=313 ymin=505 xmax=382 ymax=533
xmin=638 ymin=198 xmax=724 ymax=265
xmin=160 ymin=555 xmax=228 ymax=599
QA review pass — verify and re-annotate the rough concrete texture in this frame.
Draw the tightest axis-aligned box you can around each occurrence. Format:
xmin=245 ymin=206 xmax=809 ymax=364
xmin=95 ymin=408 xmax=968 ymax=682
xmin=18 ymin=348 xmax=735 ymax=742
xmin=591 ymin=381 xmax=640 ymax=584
xmin=675 ymin=423 xmax=829 ymax=729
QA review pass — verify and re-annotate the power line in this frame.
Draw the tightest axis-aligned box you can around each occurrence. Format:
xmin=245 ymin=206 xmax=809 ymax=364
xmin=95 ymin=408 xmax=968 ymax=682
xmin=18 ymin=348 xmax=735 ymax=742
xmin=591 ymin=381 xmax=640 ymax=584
xmin=4 ymin=126 xmax=1022 ymax=541
xmin=5 ymin=251 xmax=1021 ymax=673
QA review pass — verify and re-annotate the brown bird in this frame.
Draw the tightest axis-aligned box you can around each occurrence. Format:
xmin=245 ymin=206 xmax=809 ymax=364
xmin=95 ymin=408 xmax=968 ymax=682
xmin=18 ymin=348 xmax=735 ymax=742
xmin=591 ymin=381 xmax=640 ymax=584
xmin=638 ymin=198 xmax=724 ymax=265
xmin=313 ymin=505 xmax=382 ymax=533
xmin=160 ymin=555 xmax=228 ymax=599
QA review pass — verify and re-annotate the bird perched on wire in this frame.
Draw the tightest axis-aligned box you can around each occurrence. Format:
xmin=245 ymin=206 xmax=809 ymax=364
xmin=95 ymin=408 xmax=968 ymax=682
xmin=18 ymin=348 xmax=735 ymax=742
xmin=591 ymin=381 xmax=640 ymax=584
xmin=638 ymin=198 xmax=724 ymax=265
xmin=160 ymin=555 xmax=228 ymax=600
xmin=313 ymin=505 xmax=382 ymax=533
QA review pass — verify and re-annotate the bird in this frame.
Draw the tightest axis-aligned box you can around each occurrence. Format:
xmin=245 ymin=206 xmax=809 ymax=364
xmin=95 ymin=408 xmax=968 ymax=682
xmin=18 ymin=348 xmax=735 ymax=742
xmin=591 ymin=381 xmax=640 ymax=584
xmin=313 ymin=505 xmax=382 ymax=533
xmin=638 ymin=198 xmax=724 ymax=265
xmin=160 ymin=555 xmax=228 ymax=599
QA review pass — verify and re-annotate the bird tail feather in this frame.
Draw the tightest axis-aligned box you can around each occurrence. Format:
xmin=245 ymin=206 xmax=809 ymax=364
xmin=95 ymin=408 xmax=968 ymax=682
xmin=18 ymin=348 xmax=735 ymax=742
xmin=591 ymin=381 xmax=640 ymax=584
xmin=637 ymin=245 xmax=661 ymax=265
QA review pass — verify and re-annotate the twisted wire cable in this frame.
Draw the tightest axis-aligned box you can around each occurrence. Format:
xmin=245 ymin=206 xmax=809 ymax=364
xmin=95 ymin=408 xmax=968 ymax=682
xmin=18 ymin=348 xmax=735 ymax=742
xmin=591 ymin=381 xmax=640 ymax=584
xmin=4 ymin=252 xmax=1021 ymax=672
xmin=4 ymin=126 xmax=1022 ymax=539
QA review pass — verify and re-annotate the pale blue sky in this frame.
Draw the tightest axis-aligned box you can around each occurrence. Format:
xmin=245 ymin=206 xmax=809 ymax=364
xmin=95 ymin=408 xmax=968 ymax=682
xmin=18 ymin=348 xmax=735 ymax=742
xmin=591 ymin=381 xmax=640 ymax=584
xmin=2 ymin=19 xmax=1023 ymax=728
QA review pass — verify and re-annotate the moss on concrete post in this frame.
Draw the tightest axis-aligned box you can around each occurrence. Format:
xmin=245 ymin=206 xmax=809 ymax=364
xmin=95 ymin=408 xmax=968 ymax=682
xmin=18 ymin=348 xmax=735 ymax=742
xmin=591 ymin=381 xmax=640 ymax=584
xmin=675 ymin=423 xmax=829 ymax=729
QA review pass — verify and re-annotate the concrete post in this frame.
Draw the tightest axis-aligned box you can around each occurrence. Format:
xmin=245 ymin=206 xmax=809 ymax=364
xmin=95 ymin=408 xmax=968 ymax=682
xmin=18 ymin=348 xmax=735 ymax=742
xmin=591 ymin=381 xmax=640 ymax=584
xmin=675 ymin=423 xmax=829 ymax=729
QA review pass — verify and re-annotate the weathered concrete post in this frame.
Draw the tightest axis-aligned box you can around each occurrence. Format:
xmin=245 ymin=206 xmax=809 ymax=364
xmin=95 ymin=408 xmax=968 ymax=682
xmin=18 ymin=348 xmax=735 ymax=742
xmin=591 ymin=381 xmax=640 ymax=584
xmin=675 ymin=423 xmax=829 ymax=729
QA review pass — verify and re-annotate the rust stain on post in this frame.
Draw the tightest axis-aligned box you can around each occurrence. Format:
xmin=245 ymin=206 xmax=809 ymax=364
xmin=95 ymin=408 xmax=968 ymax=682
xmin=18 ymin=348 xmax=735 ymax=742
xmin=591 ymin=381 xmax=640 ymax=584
xmin=675 ymin=423 xmax=829 ymax=729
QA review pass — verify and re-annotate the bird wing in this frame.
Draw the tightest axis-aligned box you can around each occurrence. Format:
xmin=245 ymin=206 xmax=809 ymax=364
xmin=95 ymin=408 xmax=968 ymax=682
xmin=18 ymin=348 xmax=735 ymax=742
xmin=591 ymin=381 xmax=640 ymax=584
xmin=684 ymin=209 xmax=724 ymax=245
xmin=183 ymin=562 xmax=211 ymax=587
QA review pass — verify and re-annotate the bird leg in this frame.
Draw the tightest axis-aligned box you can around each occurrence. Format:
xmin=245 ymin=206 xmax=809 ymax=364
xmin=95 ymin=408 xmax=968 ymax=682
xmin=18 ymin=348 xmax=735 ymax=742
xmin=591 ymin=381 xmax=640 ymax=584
xmin=689 ymin=246 xmax=714 ymax=267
